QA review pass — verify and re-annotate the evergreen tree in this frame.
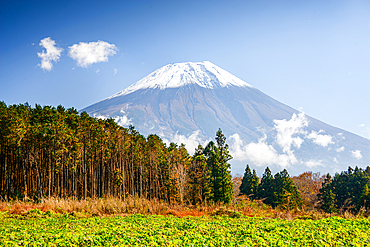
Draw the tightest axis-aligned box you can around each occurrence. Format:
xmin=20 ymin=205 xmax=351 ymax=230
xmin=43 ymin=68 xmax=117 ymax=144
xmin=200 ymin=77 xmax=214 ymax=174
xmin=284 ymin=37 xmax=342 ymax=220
xmin=324 ymin=167 xmax=370 ymax=212
xmin=187 ymin=144 xmax=211 ymax=204
xmin=273 ymin=169 xmax=302 ymax=209
xmin=204 ymin=129 xmax=233 ymax=204
xmin=257 ymin=167 xmax=274 ymax=205
xmin=318 ymin=174 xmax=338 ymax=213
xmin=215 ymin=129 xmax=234 ymax=204
xmin=358 ymin=184 xmax=370 ymax=210
xmin=239 ymin=164 xmax=259 ymax=199
xmin=350 ymin=167 xmax=370 ymax=211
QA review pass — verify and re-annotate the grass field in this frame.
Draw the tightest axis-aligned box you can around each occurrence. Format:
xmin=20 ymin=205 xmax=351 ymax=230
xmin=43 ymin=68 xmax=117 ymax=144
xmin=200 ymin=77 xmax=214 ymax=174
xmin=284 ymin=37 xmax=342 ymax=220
xmin=1 ymin=210 xmax=369 ymax=246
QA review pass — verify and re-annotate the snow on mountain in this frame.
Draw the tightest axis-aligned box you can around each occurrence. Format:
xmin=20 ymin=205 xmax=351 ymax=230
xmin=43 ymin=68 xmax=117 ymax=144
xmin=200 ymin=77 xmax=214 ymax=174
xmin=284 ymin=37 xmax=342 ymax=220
xmin=108 ymin=61 xmax=253 ymax=99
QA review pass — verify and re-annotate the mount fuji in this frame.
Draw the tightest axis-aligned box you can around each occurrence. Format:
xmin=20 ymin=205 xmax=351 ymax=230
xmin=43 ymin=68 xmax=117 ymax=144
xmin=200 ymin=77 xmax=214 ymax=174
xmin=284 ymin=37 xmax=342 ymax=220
xmin=81 ymin=61 xmax=370 ymax=175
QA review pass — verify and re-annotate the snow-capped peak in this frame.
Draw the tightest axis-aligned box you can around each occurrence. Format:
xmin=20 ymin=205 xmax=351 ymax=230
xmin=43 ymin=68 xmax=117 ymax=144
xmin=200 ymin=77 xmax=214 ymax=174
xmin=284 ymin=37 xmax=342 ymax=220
xmin=109 ymin=61 xmax=253 ymax=99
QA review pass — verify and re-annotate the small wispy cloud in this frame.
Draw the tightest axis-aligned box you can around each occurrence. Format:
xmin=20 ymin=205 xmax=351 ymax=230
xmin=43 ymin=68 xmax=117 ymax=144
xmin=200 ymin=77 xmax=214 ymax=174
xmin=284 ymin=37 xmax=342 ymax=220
xmin=162 ymin=130 xmax=210 ymax=155
xmin=114 ymin=68 xmax=117 ymax=75
xmin=304 ymin=159 xmax=324 ymax=168
xmin=37 ymin=37 xmax=63 ymax=71
xmin=68 ymin=40 xmax=117 ymax=68
xmin=93 ymin=114 xmax=106 ymax=120
xmin=351 ymin=150 xmax=362 ymax=160
xmin=336 ymin=132 xmax=346 ymax=140
xmin=93 ymin=109 xmax=132 ymax=127
xmin=307 ymin=130 xmax=334 ymax=147
xmin=359 ymin=124 xmax=370 ymax=139
xmin=115 ymin=109 xmax=132 ymax=126
xmin=113 ymin=115 xmax=131 ymax=126
xmin=336 ymin=146 xmax=345 ymax=152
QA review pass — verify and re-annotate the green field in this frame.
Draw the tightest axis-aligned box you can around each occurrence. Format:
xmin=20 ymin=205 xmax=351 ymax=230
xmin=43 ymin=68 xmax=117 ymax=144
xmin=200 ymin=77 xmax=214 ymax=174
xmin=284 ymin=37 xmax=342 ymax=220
xmin=0 ymin=211 xmax=369 ymax=246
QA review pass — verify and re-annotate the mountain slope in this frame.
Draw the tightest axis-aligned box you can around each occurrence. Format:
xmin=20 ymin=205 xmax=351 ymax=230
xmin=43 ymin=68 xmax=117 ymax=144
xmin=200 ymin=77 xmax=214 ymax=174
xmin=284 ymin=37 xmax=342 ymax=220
xmin=82 ymin=61 xmax=370 ymax=175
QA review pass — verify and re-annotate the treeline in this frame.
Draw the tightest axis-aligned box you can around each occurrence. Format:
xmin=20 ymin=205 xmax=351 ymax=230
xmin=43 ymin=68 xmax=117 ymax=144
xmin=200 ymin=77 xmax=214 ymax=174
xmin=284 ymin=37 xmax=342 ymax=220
xmin=0 ymin=103 xmax=233 ymax=204
xmin=2 ymin=103 xmax=369 ymax=213
xmin=239 ymin=165 xmax=302 ymax=210
xmin=239 ymin=165 xmax=370 ymax=213
xmin=319 ymin=167 xmax=370 ymax=213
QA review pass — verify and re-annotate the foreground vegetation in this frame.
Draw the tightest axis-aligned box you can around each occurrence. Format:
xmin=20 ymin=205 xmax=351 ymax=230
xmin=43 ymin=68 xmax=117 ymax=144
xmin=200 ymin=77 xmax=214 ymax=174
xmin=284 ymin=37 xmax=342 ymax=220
xmin=1 ymin=196 xmax=369 ymax=246
xmin=1 ymin=210 xmax=369 ymax=246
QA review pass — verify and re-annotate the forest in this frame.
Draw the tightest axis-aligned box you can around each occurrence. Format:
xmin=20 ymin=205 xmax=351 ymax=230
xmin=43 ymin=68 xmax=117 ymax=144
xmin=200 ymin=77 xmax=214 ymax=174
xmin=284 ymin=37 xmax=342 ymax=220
xmin=0 ymin=102 xmax=232 ymax=205
xmin=239 ymin=165 xmax=370 ymax=214
xmin=1 ymin=102 xmax=370 ymax=214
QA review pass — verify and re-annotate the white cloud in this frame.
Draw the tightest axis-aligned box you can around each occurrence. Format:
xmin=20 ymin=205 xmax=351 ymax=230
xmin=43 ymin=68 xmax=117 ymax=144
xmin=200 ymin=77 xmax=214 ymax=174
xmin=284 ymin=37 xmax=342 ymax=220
xmin=113 ymin=115 xmax=131 ymax=126
xmin=359 ymin=124 xmax=366 ymax=127
xmin=336 ymin=133 xmax=346 ymax=140
xmin=162 ymin=130 xmax=210 ymax=155
xmin=229 ymin=134 xmax=297 ymax=168
xmin=93 ymin=109 xmax=132 ymax=127
xmin=307 ymin=130 xmax=334 ymax=147
xmin=333 ymin=157 xmax=339 ymax=164
xmin=37 ymin=37 xmax=63 ymax=71
xmin=337 ymin=133 xmax=346 ymax=140
xmin=228 ymin=112 xmax=344 ymax=169
xmin=228 ymin=113 xmax=322 ymax=168
xmin=68 ymin=40 xmax=117 ymax=68
xmin=336 ymin=146 xmax=345 ymax=152
xmin=114 ymin=68 xmax=117 ymax=75
xmin=351 ymin=150 xmax=362 ymax=160
xmin=273 ymin=112 xmax=308 ymax=153
xmin=114 ymin=109 xmax=132 ymax=126
xmin=93 ymin=114 xmax=107 ymax=120
xmin=96 ymin=69 xmax=100 ymax=74
xmin=305 ymin=159 xmax=324 ymax=168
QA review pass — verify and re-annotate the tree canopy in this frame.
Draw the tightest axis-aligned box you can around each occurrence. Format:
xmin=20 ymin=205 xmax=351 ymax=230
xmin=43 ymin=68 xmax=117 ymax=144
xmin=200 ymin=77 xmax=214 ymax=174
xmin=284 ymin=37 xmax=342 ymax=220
xmin=0 ymin=103 xmax=234 ymax=205
xmin=318 ymin=167 xmax=370 ymax=213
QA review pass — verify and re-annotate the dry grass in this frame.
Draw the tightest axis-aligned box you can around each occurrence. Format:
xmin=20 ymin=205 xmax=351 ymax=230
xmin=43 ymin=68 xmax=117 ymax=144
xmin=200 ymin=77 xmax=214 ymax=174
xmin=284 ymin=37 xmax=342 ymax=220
xmin=0 ymin=196 xmax=351 ymax=220
xmin=0 ymin=196 xmax=171 ymax=216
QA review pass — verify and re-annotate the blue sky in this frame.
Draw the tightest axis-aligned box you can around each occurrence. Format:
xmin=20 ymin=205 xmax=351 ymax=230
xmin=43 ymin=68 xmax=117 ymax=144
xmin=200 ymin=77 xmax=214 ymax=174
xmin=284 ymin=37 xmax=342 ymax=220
xmin=1 ymin=0 xmax=369 ymax=139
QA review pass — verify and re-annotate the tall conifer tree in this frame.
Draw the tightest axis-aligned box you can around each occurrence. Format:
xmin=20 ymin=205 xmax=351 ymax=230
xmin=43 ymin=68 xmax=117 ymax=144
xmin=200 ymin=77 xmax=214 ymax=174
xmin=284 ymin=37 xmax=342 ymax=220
xmin=318 ymin=174 xmax=338 ymax=213
xmin=239 ymin=164 xmax=259 ymax=199
xmin=257 ymin=167 xmax=274 ymax=205
xmin=204 ymin=129 xmax=233 ymax=204
xmin=188 ymin=144 xmax=211 ymax=204
xmin=273 ymin=169 xmax=302 ymax=209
